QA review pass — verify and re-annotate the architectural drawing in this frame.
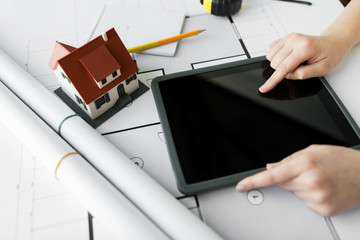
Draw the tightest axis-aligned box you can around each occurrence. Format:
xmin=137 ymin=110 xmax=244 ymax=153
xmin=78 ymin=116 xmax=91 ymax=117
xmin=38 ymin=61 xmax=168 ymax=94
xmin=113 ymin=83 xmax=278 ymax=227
xmin=2 ymin=0 xmax=336 ymax=239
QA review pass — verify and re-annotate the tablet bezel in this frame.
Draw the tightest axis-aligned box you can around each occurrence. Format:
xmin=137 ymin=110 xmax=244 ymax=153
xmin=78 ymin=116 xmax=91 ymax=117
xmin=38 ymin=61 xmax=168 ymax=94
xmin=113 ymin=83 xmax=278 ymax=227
xmin=151 ymin=56 xmax=360 ymax=194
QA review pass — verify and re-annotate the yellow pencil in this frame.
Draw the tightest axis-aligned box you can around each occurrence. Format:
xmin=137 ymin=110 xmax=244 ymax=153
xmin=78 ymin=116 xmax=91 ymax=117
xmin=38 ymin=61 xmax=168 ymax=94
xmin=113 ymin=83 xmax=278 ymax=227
xmin=127 ymin=29 xmax=206 ymax=53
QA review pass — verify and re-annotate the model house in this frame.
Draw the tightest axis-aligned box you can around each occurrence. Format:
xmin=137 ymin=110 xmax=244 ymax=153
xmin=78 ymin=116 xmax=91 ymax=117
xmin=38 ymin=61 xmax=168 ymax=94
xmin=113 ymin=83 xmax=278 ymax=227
xmin=49 ymin=28 xmax=139 ymax=119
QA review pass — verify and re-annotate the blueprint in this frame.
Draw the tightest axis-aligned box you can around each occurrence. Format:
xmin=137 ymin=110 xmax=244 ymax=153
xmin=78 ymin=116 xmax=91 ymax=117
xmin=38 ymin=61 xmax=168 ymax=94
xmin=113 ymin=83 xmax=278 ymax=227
xmin=2 ymin=0 xmax=360 ymax=239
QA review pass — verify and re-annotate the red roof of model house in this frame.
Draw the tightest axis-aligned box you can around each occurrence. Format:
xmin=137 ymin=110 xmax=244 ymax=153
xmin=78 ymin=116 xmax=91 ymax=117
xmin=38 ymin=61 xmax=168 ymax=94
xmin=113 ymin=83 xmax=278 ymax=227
xmin=48 ymin=41 xmax=77 ymax=70
xmin=79 ymin=44 xmax=121 ymax=83
xmin=48 ymin=28 xmax=138 ymax=104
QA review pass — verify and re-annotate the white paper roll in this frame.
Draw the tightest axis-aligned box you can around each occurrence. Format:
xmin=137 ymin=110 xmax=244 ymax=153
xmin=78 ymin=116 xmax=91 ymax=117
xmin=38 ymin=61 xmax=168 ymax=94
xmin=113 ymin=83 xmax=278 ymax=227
xmin=0 ymin=81 xmax=168 ymax=239
xmin=0 ymin=49 xmax=222 ymax=239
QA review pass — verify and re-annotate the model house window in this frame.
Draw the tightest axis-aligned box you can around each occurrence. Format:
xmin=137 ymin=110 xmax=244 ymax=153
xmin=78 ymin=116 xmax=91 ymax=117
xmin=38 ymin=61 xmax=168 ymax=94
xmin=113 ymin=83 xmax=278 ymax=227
xmin=102 ymin=79 xmax=107 ymax=85
xmin=61 ymin=72 xmax=71 ymax=83
xmin=95 ymin=93 xmax=110 ymax=109
xmin=96 ymin=96 xmax=105 ymax=109
xmin=75 ymin=94 xmax=87 ymax=111
xmin=126 ymin=74 xmax=136 ymax=85
xmin=75 ymin=94 xmax=81 ymax=104
xmin=112 ymin=71 xmax=118 ymax=78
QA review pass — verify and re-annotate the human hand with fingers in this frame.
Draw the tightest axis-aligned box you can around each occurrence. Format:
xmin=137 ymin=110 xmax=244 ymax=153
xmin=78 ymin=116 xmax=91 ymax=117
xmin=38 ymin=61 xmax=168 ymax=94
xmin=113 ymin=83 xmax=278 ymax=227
xmin=236 ymin=145 xmax=360 ymax=216
xmin=237 ymin=0 xmax=360 ymax=217
xmin=259 ymin=0 xmax=360 ymax=93
xmin=259 ymin=33 xmax=347 ymax=93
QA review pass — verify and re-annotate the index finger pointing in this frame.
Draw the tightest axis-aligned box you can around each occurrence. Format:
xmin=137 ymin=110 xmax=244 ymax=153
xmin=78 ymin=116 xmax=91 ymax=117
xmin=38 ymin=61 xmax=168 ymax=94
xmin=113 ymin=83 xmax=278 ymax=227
xmin=260 ymin=52 xmax=308 ymax=93
xmin=236 ymin=160 xmax=300 ymax=192
xmin=259 ymin=66 xmax=289 ymax=93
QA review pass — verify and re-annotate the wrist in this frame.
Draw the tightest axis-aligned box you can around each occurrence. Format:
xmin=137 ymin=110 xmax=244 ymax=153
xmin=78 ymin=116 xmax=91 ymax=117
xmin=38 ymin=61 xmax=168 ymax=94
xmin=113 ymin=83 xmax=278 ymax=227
xmin=321 ymin=0 xmax=360 ymax=50
xmin=321 ymin=29 xmax=354 ymax=56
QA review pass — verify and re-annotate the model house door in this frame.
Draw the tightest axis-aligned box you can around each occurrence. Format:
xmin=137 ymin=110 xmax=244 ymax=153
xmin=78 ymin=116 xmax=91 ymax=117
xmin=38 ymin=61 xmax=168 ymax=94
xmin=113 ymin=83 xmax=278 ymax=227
xmin=117 ymin=84 xmax=125 ymax=97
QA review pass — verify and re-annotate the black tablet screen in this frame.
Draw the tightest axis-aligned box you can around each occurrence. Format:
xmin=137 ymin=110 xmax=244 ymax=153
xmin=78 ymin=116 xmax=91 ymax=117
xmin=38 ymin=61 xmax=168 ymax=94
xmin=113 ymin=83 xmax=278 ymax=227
xmin=158 ymin=60 xmax=360 ymax=185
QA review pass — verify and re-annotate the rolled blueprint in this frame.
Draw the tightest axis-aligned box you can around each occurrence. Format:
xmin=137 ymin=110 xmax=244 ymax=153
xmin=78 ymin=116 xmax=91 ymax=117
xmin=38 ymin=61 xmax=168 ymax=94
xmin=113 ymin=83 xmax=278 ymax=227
xmin=0 ymin=81 xmax=168 ymax=239
xmin=0 ymin=49 xmax=222 ymax=239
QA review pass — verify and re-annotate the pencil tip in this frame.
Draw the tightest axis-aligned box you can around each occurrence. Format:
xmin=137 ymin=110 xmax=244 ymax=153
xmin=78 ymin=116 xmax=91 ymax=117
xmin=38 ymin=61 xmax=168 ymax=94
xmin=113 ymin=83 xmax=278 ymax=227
xmin=198 ymin=29 xmax=206 ymax=33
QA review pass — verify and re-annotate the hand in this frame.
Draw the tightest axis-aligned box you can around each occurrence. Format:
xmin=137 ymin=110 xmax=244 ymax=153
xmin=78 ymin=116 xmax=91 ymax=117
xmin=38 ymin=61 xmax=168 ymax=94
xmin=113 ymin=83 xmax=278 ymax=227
xmin=236 ymin=145 xmax=360 ymax=216
xmin=259 ymin=33 xmax=348 ymax=93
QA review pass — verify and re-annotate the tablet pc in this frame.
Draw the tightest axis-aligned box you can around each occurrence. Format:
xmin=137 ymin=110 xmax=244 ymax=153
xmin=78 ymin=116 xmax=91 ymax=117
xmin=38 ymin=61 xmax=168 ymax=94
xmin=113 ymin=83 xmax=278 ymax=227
xmin=151 ymin=56 xmax=360 ymax=194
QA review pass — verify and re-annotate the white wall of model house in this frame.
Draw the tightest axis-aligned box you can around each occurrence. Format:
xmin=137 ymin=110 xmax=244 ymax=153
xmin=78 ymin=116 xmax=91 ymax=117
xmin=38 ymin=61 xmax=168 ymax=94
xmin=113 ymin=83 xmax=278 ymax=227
xmin=54 ymin=65 xmax=139 ymax=119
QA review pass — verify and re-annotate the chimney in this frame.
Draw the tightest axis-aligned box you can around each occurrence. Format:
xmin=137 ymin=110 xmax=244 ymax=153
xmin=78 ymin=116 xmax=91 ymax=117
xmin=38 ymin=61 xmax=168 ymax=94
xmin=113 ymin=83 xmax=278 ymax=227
xmin=102 ymin=32 xmax=108 ymax=41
